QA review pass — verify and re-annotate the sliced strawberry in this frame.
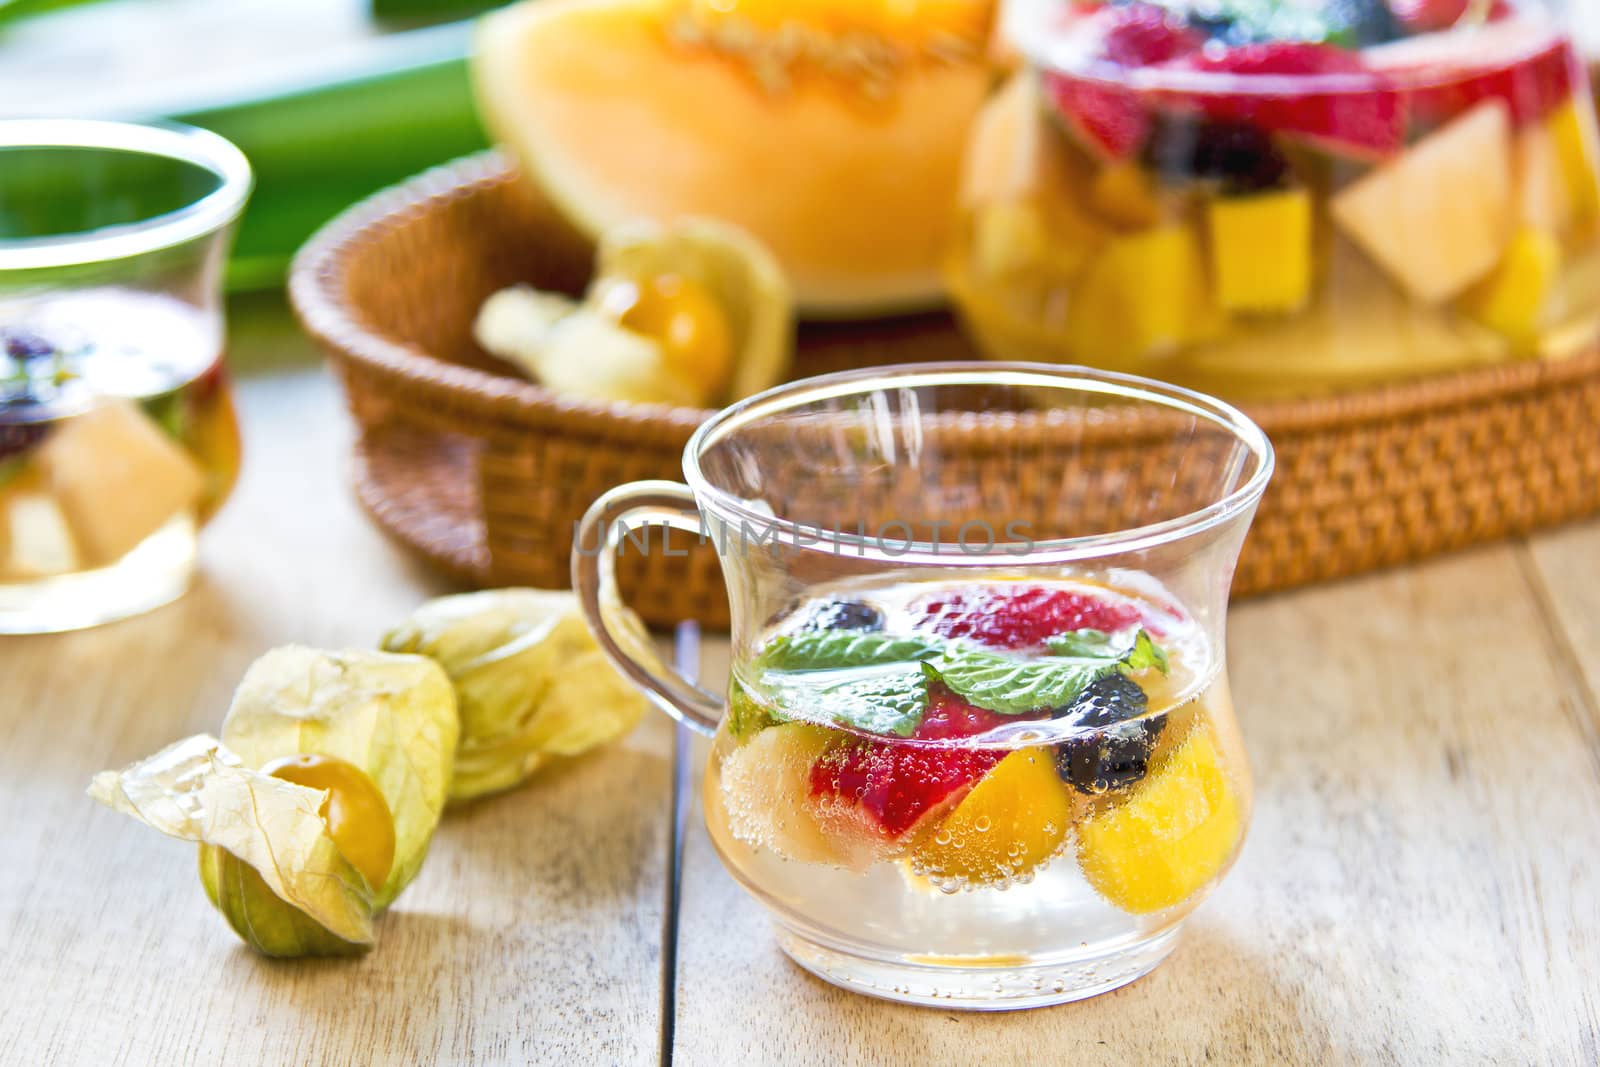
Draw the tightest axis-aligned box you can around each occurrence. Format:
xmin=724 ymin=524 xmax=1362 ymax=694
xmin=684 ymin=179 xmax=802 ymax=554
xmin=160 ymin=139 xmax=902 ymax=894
xmin=1160 ymin=42 xmax=1407 ymax=158
xmin=1407 ymin=37 xmax=1579 ymax=126
xmin=1042 ymin=3 xmax=1202 ymax=161
xmin=1101 ymin=2 xmax=1204 ymax=67
xmin=1044 ymin=73 xmax=1152 ymax=161
xmin=910 ymin=584 xmax=1143 ymax=650
xmin=1388 ymin=0 xmax=1469 ymax=34
xmin=808 ymin=686 xmax=1013 ymax=838
xmin=915 ymin=686 xmax=1019 ymax=740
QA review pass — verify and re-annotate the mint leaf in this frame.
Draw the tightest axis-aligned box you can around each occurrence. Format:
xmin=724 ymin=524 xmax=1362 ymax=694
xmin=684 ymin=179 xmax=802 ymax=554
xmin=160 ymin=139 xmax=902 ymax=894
xmin=1122 ymin=630 xmax=1169 ymax=676
xmin=757 ymin=631 xmax=944 ymax=672
xmin=923 ymin=653 xmax=1122 ymax=717
xmin=813 ymin=667 xmax=929 ymax=738
xmin=1044 ymin=629 xmax=1118 ymax=657
xmin=726 ymin=679 xmax=785 ymax=742
xmin=928 ymin=629 xmax=1168 ymax=716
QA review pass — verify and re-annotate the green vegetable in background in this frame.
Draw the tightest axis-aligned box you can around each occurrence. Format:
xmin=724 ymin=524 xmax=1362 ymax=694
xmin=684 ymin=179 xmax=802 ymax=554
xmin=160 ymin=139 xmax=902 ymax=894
xmin=166 ymin=35 xmax=488 ymax=291
xmin=383 ymin=588 xmax=654 ymax=804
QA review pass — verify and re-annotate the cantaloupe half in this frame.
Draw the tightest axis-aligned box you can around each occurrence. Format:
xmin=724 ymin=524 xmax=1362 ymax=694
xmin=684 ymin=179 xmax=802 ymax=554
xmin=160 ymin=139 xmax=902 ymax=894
xmin=474 ymin=0 xmax=996 ymax=317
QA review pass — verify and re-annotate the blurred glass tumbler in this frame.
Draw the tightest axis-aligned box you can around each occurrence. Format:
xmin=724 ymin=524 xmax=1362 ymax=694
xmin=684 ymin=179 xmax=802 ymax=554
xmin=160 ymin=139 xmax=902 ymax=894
xmin=0 ymin=120 xmax=251 ymax=632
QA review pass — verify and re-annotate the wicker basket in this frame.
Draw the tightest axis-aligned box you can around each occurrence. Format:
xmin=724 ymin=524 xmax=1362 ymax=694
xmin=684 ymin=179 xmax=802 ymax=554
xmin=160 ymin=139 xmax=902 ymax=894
xmin=290 ymin=151 xmax=1600 ymax=628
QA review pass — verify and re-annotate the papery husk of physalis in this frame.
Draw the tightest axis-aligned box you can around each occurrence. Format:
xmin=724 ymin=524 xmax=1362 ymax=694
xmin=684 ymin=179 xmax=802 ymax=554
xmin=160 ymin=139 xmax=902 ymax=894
xmin=89 ymin=734 xmax=376 ymax=957
xmin=217 ymin=646 xmax=459 ymax=908
xmin=382 ymin=588 xmax=655 ymax=804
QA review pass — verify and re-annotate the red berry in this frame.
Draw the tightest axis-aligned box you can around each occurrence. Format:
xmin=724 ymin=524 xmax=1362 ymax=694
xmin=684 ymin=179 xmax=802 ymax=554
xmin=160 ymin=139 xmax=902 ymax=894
xmin=1044 ymin=73 xmax=1152 ymax=160
xmin=1406 ymin=37 xmax=1579 ymax=126
xmin=1101 ymin=2 xmax=1204 ymax=67
xmin=914 ymin=685 xmax=1019 ymax=740
xmin=910 ymin=584 xmax=1143 ymax=650
xmin=1159 ymin=42 xmax=1406 ymax=158
xmin=1388 ymin=0 xmax=1469 ymax=34
xmin=806 ymin=687 xmax=1022 ymax=838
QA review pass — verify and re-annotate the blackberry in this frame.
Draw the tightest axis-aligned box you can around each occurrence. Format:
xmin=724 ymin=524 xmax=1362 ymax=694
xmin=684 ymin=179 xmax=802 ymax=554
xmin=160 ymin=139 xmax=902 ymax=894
xmin=1054 ymin=673 xmax=1163 ymax=795
xmin=2 ymin=329 xmax=54 ymax=362
xmin=800 ymin=599 xmax=884 ymax=632
xmin=0 ymin=420 xmax=50 ymax=464
xmin=1145 ymin=116 xmax=1289 ymax=194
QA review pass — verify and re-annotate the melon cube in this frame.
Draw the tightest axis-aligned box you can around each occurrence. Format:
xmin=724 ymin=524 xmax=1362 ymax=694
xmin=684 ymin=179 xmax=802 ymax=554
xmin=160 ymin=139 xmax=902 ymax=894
xmin=4 ymin=492 xmax=81 ymax=578
xmin=1070 ymin=223 xmax=1213 ymax=361
xmin=39 ymin=400 xmax=204 ymax=566
xmin=1331 ymin=100 xmax=1513 ymax=304
xmin=961 ymin=72 xmax=1075 ymax=210
xmin=1207 ymin=188 xmax=1314 ymax=313
xmin=1461 ymin=226 xmax=1561 ymax=342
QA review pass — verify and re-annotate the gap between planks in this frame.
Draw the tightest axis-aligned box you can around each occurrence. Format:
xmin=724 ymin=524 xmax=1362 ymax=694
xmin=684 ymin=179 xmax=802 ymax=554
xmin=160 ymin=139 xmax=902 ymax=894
xmin=659 ymin=623 xmax=702 ymax=1067
xmin=1512 ymin=541 xmax=1600 ymax=781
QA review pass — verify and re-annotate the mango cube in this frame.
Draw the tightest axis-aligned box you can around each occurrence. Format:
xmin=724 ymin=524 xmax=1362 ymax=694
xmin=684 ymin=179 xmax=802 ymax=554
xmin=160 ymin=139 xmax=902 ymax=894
xmin=1090 ymin=162 xmax=1163 ymax=229
xmin=1331 ymin=100 xmax=1512 ymax=304
xmin=1461 ymin=226 xmax=1561 ymax=343
xmin=1548 ymin=98 xmax=1600 ymax=228
xmin=1207 ymin=188 xmax=1314 ymax=313
xmin=1077 ymin=722 xmax=1242 ymax=914
xmin=1069 ymin=223 xmax=1213 ymax=362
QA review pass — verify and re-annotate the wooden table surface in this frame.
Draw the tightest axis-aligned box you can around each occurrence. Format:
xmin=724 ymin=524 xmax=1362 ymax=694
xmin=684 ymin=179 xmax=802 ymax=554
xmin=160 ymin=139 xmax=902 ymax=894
xmin=1 ymin=297 xmax=1597 ymax=1066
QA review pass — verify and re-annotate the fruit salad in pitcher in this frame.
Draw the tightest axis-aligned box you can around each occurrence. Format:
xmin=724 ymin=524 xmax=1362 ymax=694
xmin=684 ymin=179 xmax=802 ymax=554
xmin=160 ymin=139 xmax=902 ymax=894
xmin=705 ymin=576 xmax=1250 ymax=984
xmin=950 ymin=0 xmax=1600 ymax=398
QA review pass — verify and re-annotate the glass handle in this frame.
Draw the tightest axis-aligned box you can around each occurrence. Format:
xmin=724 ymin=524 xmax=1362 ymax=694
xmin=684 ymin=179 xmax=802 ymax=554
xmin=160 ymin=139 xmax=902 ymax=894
xmin=572 ymin=480 xmax=724 ymax=737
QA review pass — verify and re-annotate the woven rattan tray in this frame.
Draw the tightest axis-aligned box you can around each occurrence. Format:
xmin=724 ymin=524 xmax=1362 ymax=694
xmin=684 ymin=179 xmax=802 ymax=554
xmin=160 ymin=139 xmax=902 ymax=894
xmin=290 ymin=152 xmax=1600 ymax=628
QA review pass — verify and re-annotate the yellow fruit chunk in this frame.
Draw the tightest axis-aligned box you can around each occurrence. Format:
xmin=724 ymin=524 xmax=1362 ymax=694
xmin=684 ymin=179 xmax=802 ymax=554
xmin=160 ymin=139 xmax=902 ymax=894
xmin=1077 ymin=722 xmax=1242 ymax=914
xmin=1090 ymin=162 xmax=1163 ymax=230
xmin=263 ymin=754 xmax=397 ymax=892
xmin=1331 ymin=100 xmax=1512 ymax=304
xmin=1516 ymin=120 xmax=1574 ymax=234
xmin=910 ymin=748 xmax=1073 ymax=887
xmin=38 ymin=400 xmax=203 ymax=566
xmin=969 ymin=201 xmax=1090 ymax=283
xmin=1207 ymin=188 xmax=1313 ymax=313
xmin=1070 ymin=223 xmax=1213 ymax=362
xmin=715 ymin=722 xmax=854 ymax=868
xmin=1549 ymin=98 xmax=1600 ymax=228
xmin=596 ymin=273 xmax=734 ymax=399
xmin=0 ymin=465 xmax=80 ymax=579
xmin=1461 ymin=226 xmax=1561 ymax=344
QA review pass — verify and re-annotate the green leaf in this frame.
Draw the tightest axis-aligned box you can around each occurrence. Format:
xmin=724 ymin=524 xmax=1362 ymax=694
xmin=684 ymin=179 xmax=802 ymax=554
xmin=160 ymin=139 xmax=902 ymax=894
xmin=757 ymin=631 xmax=944 ymax=672
xmin=1122 ymin=630 xmax=1170 ymax=676
xmin=923 ymin=653 xmax=1122 ymax=717
xmin=1044 ymin=629 xmax=1117 ymax=657
xmin=814 ymin=668 xmax=929 ymax=738
xmin=928 ymin=629 xmax=1168 ymax=717
xmin=726 ymin=679 xmax=784 ymax=742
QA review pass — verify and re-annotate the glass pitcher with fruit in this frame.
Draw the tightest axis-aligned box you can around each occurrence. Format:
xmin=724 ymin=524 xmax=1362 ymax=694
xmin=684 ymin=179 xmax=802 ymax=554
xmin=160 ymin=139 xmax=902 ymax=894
xmin=573 ymin=364 xmax=1273 ymax=1008
xmin=0 ymin=120 xmax=250 ymax=631
xmin=950 ymin=0 xmax=1600 ymax=399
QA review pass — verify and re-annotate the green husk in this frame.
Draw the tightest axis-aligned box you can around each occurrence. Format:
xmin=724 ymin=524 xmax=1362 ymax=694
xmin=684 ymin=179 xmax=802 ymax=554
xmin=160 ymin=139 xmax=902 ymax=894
xmin=90 ymin=734 xmax=376 ymax=955
xmin=89 ymin=647 xmax=458 ymax=957
xmin=382 ymin=588 xmax=653 ymax=803
xmin=217 ymin=646 xmax=459 ymax=906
